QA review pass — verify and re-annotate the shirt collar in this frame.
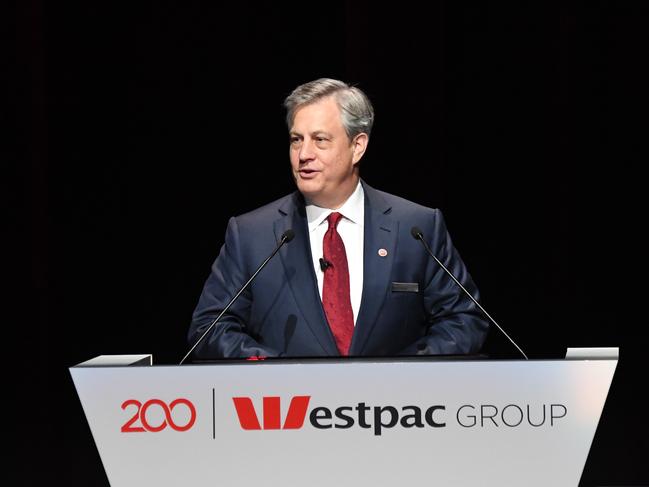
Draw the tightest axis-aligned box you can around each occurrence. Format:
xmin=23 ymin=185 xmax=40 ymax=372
xmin=306 ymin=181 xmax=365 ymax=232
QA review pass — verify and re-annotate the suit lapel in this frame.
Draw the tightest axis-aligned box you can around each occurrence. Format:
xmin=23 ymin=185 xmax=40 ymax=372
xmin=274 ymin=193 xmax=339 ymax=355
xmin=349 ymin=182 xmax=397 ymax=355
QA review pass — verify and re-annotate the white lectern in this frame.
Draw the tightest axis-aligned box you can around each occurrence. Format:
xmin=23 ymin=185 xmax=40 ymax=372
xmin=70 ymin=348 xmax=618 ymax=487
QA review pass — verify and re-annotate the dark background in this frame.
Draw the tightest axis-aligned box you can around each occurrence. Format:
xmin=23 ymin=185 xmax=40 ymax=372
xmin=9 ymin=1 xmax=648 ymax=485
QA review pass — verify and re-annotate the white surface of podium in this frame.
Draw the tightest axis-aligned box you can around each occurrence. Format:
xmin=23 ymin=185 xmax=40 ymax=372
xmin=70 ymin=349 xmax=618 ymax=487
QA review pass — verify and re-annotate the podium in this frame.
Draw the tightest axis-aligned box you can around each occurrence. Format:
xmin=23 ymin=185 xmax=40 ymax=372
xmin=70 ymin=348 xmax=618 ymax=487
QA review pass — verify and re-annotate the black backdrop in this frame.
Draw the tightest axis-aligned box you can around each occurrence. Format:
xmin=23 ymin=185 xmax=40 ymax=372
xmin=10 ymin=2 xmax=648 ymax=485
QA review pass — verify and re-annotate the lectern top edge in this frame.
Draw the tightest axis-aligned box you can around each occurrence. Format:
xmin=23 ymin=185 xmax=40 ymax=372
xmin=71 ymin=348 xmax=619 ymax=368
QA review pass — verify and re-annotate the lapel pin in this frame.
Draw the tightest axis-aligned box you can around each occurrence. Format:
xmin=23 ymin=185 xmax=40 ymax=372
xmin=378 ymin=248 xmax=388 ymax=257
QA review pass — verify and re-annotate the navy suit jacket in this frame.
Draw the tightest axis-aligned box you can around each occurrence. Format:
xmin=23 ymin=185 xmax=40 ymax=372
xmin=188 ymin=181 xmax=488 ymax=358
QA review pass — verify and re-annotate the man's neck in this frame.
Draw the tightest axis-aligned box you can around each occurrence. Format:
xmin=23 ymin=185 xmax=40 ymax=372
xmin=308 ymin=177 xmax=360 ymax=210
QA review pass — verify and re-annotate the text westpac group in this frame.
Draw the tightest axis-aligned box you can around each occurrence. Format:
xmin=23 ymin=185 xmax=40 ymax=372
xmin=231 ymin=395 xmax=567 ymax=436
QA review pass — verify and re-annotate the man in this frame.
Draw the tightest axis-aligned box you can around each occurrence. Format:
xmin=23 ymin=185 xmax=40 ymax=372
xmin=187 ymin=78 xmax=488 ymax=358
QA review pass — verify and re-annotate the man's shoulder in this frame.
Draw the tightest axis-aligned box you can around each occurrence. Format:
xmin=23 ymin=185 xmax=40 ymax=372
xmin=364 ymin=182 xmax=438 ymax=217
xmin=234 ymin=191 xmax=300 ymax=224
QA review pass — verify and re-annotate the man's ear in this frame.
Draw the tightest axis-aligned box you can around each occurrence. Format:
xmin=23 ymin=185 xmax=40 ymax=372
xmin=351 ymin=133 xmax=369 ymax=164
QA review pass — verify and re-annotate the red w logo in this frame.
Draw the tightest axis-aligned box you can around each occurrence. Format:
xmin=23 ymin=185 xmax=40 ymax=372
xmin=232 ymin=396 xmax=311 ymax=430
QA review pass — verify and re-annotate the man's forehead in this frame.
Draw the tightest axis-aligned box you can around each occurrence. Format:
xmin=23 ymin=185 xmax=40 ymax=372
xmin=291 ymin=97 xmax=342 ymax=130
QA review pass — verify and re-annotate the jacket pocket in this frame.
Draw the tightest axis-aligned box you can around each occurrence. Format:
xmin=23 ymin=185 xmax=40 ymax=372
xmin=391 ymin=282 xmax=419 ymax=293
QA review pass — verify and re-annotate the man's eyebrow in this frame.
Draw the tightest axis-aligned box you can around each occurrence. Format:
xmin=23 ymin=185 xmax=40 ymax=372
xmin=311 ymin=130 xmax=333 ymax=138
xmin=289 ymin=130 xmax=333 ymax=138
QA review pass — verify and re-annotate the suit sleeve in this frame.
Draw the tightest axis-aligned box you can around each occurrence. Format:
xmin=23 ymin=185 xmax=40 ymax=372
xmin=187 ymin=216 xmax=281 ymax=359
xmin=398 ymin=209 xmax=489 ymax=355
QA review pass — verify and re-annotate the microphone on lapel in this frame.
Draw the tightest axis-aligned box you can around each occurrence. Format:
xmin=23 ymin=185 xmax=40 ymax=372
xmin=319 ymin=257 xmax=332 ymax=271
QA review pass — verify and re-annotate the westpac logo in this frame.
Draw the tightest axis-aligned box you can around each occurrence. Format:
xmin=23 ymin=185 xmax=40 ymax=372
xmin=232 ymin=396 xmax=311 ymax=430
xmin=231 ymin=395 xmax=447 ymax=435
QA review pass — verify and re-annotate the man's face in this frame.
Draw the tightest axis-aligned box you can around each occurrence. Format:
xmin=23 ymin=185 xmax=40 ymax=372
xmin=289 ymin=96 xmax=366 ymax=209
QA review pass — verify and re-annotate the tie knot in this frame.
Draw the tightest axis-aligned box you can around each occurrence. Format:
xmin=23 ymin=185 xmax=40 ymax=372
xmin=327 ymin=212 xmax=343 ymax=229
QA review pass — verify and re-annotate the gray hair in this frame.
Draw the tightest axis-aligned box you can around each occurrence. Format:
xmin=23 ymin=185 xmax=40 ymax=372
xmin=284 ymin=78 xmax=374 ymax=140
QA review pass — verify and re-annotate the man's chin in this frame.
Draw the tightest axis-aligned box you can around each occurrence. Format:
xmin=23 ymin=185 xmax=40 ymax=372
xmin=296 ymin=180 xmax=323 ymax=198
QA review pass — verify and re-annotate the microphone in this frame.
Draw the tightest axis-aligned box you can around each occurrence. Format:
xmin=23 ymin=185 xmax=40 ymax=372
xmin=319 ymin=257 xmax=332 ymax=271
xmin=410 ymin=226 xmax=528 ymax=360
xmin=179 ymin=229 xmax=295 ymax=365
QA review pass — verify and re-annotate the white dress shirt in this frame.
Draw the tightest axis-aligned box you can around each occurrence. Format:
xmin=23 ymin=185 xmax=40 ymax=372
xmin=305 ymin=182 xmax=365 ymax=325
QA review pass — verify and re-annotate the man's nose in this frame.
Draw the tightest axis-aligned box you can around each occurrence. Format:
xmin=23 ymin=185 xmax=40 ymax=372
xmin=298 ymin=139 xmax=315 ymax=162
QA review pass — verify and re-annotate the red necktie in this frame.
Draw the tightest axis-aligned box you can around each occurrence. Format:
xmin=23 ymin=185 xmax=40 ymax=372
xmin=322 ymin=212 xmax=354 ymax=355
